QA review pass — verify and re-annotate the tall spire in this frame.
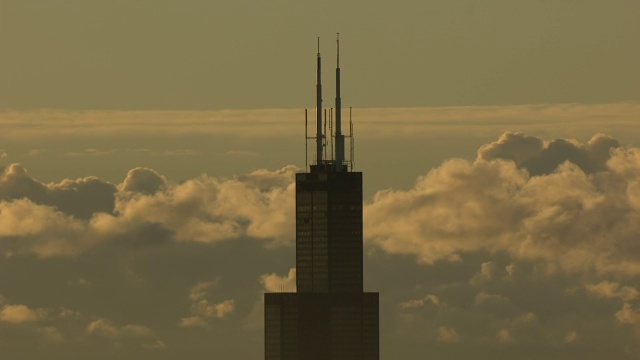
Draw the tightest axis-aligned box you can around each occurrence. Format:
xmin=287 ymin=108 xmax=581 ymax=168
xmin=335 ymin=33 xmax=345 ymax=168
xmin=316 ymin=37 xmax=323 ymax=164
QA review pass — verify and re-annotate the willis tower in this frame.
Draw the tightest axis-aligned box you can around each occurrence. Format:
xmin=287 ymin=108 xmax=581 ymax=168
xmin=264 ymin=35 xmax=380 ymax=360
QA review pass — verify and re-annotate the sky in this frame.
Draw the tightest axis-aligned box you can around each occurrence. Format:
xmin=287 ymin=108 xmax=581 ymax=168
xmin=1 ymin=0 xmax=640 ymax=359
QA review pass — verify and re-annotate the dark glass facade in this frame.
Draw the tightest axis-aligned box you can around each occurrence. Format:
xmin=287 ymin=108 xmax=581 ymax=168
xmin=296 ymin=164 xmax=363 ymax=293
xmin=265 ymin=164 xmax=379 ymax=360
xmin=265 ymin=292 xmax=379 ymax=360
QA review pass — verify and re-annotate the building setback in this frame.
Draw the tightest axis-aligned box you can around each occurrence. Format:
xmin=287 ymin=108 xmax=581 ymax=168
xmin=264 ymin=35 xmax=379 ymax=360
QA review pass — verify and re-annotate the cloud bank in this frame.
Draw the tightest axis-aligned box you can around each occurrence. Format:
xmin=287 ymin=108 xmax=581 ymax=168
xmin=366 ymin=132 xmax=640 ymax=277
xmin=0 ymin=164 xmax=296 ymax=257
xmin=2 ymin=132 xmax=640 ymax=358
xmin=1 ymin=103 xmax=638 ymax=140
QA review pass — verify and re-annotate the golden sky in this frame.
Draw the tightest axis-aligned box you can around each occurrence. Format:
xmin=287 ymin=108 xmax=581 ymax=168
xmin=1 ymin=1 xmax=639 ymax=359
xmin=1 ymin=0 xmax=638 ymax=110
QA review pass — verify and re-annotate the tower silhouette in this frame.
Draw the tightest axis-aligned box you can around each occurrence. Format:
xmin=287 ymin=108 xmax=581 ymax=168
xmin=264 ymin=35 xmax=379 ymax=360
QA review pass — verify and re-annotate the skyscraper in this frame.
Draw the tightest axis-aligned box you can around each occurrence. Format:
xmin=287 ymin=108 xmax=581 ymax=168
xmin=264 ymin=35 xmax=379 ymax=360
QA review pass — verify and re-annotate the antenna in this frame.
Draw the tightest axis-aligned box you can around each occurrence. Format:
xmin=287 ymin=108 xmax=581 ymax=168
xmin=305 ymin=109 xmax=308 ymax=171
xmin=335 ymin=33 xmax=345 ymax=170
xmin=336 ymin=33 xmax=340 ymax=68
xmin=324 ymin=108 xmax=328 ymax=161
xmin=350 ymin=106 xmax=354 ymax=170
xmin=329 ymin=108 xmax=333 ymax=160
xmin=316 ymin=37 xmax=323 ymax=164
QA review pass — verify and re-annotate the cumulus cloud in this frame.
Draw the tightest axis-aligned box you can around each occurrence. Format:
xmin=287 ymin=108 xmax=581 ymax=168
xmin=0 ymin=199 xmax=91 ymax=257
xmin=87 ymin=319 xmax=154 ymax=338
xmin=179 ymin=299 xmax=235 ymax=327
xmin=120 ymin=167 xmax=167 ymax=195
xmin=370 ymin=133 xmax=640 ymax=353
xmin=366 ymin=132 xmax=640 ymax=277
xmin=39 ymin=326 xmax=65 ymax=343
xmin=58 ymin=308 xmax=81 ymax=320
xmin=189 ymin=280 xmax=219 ymax=302
xmin=191 ymin=299 xmax=235 ymax=320
xmin=185 ymin=279 xmax=235 ymax=320
xmin=437 ymin=326 xmax=460 ymax=343
xmin=469 ymin=261 xmax=498 ymax=286
xmin=260 ymin=268 xmax=296 ymax=293
xmin=113 ymin=166 xmax=296 ymax=245
xmin=180 ymin=279 xmax=235 ymax=327
xmin=0 ymin=163 xmax=117 ymax=219
xmin=3 ymin=130 xmax=640 ymax=357
xmin=0 ymin=304 xmax=48 ymax=323
xmin=477 ymin=132 xmax=544 ymax=166
xmin=585 ymin=281 xmax=640 ymax=302
xmin=179 ymin=316 xmax=208 ymax=328
xmin=615 ymin=303 xmax=640 ymax=326
xmin=399 ymin=294 xmax=443 ymax=310
xmin=478 ymin=132 xmax=620 ymax=176
xmin=0 ymin=164 xmax=296 ymax=258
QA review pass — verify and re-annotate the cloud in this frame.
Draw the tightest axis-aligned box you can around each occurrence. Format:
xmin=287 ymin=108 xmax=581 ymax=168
xmin=142 ymin=340 xmax=168 ymax=350
xmin=185 ymin=279 xmax=234 ymax=320
xmin=496 ymin=329 xmax=513 ymax=343
xmin=58 ymin=308 xmax=81 ymax=320
xmin=64 ymin=149 xmax=118 ymax=157
xmin=2 ymin=130 xmax=640 ymax=357
xmin=161 ymin=149 xmax=199 ymax=156
xmin=39 ymin=326 xmax=65 ymax=343
xmin=86 ymin=319 xmax=121 ymax=337
xmin=179 ymin=316 xmax=208 ymax=328
xmin=180 ymin=279 xmax=235 ymax=328
xmin=399 ymin=294 xmax=443 ymax=310
xmin=0 ymin=163 xmax=117 ymax=219
xmin=365 ymin=132 xmax=640 ymax=277
xmin=469 ymin=261 xmax=498 ymax=286
xmin=87 ymin=319 xmax=154 ymax=338
xmin=477 ymin=132 xmax=544 ymax=166
xmin=0 ymin=164 xmax=296 ymax=257
xmin=563 ymin=331 xmax=578 ymax=344
xmin=0 ymin=304 xmax=48 ymax=323
xmin=367 ymin=133 xmax=640 ymax=353
xmin=585 ymin=281 xmax=640 ymax=302
xmin=191 ymin=299 xmax=235 ymax=320
xmin=0 ymin=199 xmax=91 ymax=257
xmin=479 ymin=132 xmax=620 ymax=176
xmin=615 ymin=303 xmax=640 ymax=326
xmin=437 ymin=326 xmax=460 ymax=343
xmin=260 ymin=268 xmax=296 ymax=293
xmin=112 ymin=166 xmax=296 ymax=246
xmin=505 ymin=312 xmax=537 ymax=326
xmin=2 ymin=103 xmax=639 ymax=141
xmin=120 ymin=167 xmax=167 ymax=195
xmin=188 ymin=280 xmax=219 ymax=302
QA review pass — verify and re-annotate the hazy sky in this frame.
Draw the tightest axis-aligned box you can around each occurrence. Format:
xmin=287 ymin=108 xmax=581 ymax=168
xmin=1 ymin=0 xmax=638 ymax=110
xmin=1 ymin=1 xmax=640 ymax=359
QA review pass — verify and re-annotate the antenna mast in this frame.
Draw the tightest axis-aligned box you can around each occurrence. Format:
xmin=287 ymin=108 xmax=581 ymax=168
xmin=335 ymin=33 xmax=345 ymax=170
xmin=316 ymin=37 xmax=323 ymax=164
xmin=305 ymin=109 xmax=308 ymax=170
